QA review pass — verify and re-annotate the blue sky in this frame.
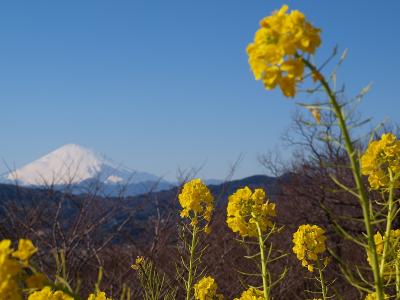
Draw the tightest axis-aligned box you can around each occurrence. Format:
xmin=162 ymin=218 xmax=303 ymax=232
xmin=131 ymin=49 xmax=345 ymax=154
xmin=0 ymin=0 xmax=399 ymax=181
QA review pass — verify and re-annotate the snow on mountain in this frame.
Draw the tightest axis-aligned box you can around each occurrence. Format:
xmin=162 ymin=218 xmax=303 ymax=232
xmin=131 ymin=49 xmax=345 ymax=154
xmin=4 ymin=144 xmax=164 ymax=187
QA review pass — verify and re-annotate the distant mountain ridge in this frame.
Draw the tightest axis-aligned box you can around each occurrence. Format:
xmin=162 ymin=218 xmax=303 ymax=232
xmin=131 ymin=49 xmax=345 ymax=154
xmin=1 ymin=144 xmax=172 ymax=195
xmin=0 ymin=174 xmax=281 ymax=209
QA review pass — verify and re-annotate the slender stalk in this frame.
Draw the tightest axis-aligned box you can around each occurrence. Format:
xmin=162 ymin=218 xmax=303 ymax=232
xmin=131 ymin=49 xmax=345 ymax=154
xmin=317 ymin=259 xmax=328 ymax=300
xmin=185 ymin=224 xmax=198 ymax=300
xmin=380 ymin=170 xmax=395 ymax=277
xmin=301 ymin=57 xmax=385 ymax=300
xmin=95 ymin=267 xmax=104 ymax=294
xmin=120 ymin=284 xmax=127 ymax=300
xmin=396 ymin=260 xmax=400 ymax=298
xmin=256 ymin=221 xmax=269 ymax=300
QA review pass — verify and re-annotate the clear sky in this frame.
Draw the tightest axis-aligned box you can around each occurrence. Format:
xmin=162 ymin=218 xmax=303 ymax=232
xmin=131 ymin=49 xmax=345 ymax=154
xmin=0 ymin=0 xmax=399 ymax=181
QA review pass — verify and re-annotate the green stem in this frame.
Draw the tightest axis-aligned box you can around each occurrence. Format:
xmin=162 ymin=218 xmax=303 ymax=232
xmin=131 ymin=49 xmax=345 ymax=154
xmin=256 ymin=221 xmax=269 ymax=300
xmin=396 ymin=260 xmax=400 ymax=298
xmin=120 ymin=284 xmax=127 ymax=300
xmin=380 ymin=170 xmax=395 ymax=277
xmin=301 ymin=57 xmax=385 ymax=300
xmin=186 ymin=224 xmax=198 ymax=300
xmin=317 ymin=259 xmax=327 ymax=300
xmin=95 ymin=266 xmax=104 ymax=293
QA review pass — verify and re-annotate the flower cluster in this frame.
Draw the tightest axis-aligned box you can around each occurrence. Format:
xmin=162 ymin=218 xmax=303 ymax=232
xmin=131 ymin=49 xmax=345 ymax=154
xmin=131 ymin=256 xmax=145 ymax=270
xmin=364 ymin=292 xmax=389 ymax=300
xmin=247 ymin=5 xmax=321 ymax=97
xmin=368 ymin=230 xmax=400 ymax=276
xmin=226 ymin=187 xmax=276 ymax=237
xmin=361 ymin=133 xmax=400 ymax=190
xmin=27 ymin=284 xmax=112 ymax=300
xmin=12 ymin=239 xmax=38 ymax=263
xmin=88 ymin=291 xmax=113 ymax=300
xmin=194 ymin=276 xmax=223 ymax=300
xmin=178 ymin=179 xmax=214 ymax=229
xmin=0 ymin=238 xmax=113 ymax=300
xmin=0 ymin=239 xmax=38 ymax=300
xmin=292 ymin=224 xmax=327 ymax=272
xmin=28 ymin=287 xmax=73 ymax=300
xmin=234 ymin=287 xmax=264 ymax=300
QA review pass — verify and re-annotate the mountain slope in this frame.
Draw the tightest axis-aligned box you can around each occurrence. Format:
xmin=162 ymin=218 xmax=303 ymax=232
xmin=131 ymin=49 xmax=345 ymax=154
xmin=3 ymin=144 xmax=166 ymax=188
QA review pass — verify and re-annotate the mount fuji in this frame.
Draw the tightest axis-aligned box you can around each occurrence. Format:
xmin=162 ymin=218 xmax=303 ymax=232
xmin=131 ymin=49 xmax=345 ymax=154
xmin=2 ymin=144 xmax=172 ymax=195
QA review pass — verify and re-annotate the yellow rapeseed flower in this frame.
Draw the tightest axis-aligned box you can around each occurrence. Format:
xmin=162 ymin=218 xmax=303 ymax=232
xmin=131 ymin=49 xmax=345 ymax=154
xmin=0 ymin=240 xmax=20 ymax=278
xmin=226 ymin=187 xmax=276 ymax=237
xmin=368 ymin=230 xmax=400 ymax=277
xmin=88 ymin=291 xmax=112 ymax=300
xmin=234 ymin=287 xmax=264 ymax=300
xmin=364 ymin=292 xmax=389 ymax=300
xmin=0 ymin=239 xmax=22 ymax=300
xmin=178 ymin=179 xmax=214 ymax=228
xmin=247 ymin=5 xmax=321 ymax=97
xmin=28 ymin=287 xmax=53 ymax=300
xmin=28 ymin=287 xmax=73 ymax=300
xmin=12 ymin=239 xmax=38 ymax=262
xmin=0 ymin=239 xmax=13 ymax=255
xmin=292 ymin=224 xmax=327 ymax=272
xmin=194 ymin=276 xmax=223 ymax=300
xmin=361 ymin=133 xmax=400 ymax=190
xmin=131 ymin=256 xmax=145 ymax=270
xmin=0 ymin=279 xmax=22 ymax=300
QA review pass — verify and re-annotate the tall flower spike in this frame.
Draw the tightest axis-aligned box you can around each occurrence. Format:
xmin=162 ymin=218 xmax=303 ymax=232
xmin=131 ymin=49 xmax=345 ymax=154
xmin=234 ymin=287 xmax=264 ymax=300
xmin=292 ymin=224 xmax=327 ymax=272
xmin=361 ymin=133 xmax=400 ymax=190
xmin=87 ymin=291 xmax=112 ymax=300
xmin=178 ymin=179 xmax=214 ymax=230
xmin=28 ymin=287 xmax=73 ymax=300
xmin=226 ymin=187 xmax=276 ymax=237
xmin=247 ymin=4 xmax=321 ymax=97
xmin=368 ymin=230 xmax=400 ymax=277
xmin=194 ymin=276 xmax=224 ymax=300
xmin=364 ymin=292 xmax=389 ymax=300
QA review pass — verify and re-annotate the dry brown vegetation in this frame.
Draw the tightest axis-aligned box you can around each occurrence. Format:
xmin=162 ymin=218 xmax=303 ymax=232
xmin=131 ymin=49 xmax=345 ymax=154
xmin=1 ymin=115 xmax=399 ymax=299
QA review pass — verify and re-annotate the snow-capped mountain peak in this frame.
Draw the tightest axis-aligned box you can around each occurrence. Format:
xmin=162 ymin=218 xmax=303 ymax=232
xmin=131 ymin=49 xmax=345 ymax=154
xmin=5 ymin=144 xmax=161 ymax=186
